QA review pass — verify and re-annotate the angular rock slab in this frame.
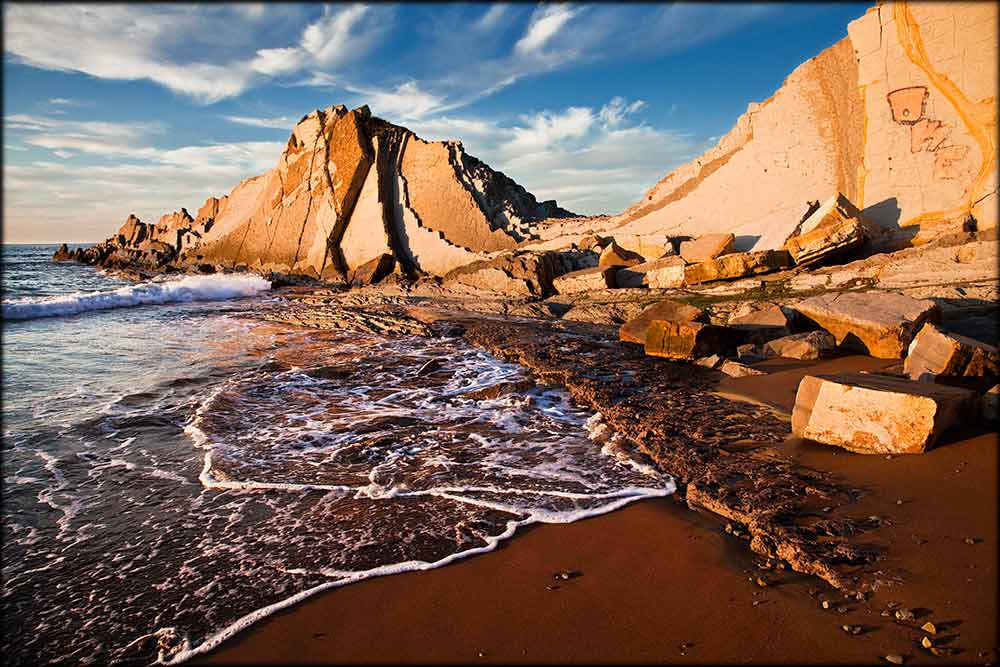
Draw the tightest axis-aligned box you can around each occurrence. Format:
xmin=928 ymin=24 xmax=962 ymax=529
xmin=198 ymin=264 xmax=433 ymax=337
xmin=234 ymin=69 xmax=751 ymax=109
xmin=552 ymin=266 xmax=616 ymax=294
xmin=719 ymin=360 xmax=767 ymax=377
xmin=794 ymin=292 xmax=940 ymax=359
xmin=613 ymin=233 xmax=675 ymax=261
xmin=683 ymin=249 xmax=792 ymax=285
xmin=615 ymin=256 xmax=686 ymax=289
xmin=784 ymin=193 xmax=870 ymax=266
xmin=904 ymin=322 xmax=999 ymax=388
xmin=598 ymin=241 xmax=645 ymax=268
xmin=792 ymin=373 xmax=974 ymax=454
xmin=619 ymin=298 xmax=706 ymax=344
xmin=679 ymin=233 xmax=736 ymax=263
xmin=644 ymin=321 xmax=734 ymax=360
xmin=763 ymin=331 xmax=837 ymax=361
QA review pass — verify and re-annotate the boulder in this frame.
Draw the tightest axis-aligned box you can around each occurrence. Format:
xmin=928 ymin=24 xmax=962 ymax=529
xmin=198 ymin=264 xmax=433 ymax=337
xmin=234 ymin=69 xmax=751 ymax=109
xmin=727 ymin=301 xmax=794 ymax=342
xmin=904 ymin=322 xmax=999 ymax=388
xmin=783 ymin=193 xmax=871 ymax=266
xmin=349 ymin=253 xmax=395 ymax=286
xmin=615 ymin=256 xmax=686 ymax=289
xmin=445 ymin=250 xmax=557 ymax=297
xmin=619 ymin=299 xmax=707 ymax=344
xmin=683 ymin=249 xmax=793 ymax=285
xmin=552 ymin=266 xmax=616 ymax=294
xmin=52 ymin=243 xmax=72 ymax=261
xmin=794 ymin=292 xmax=940 ymax=359
xmin=695 ymin=354 xmax=722 ymax=369
xmin=763 ymin=331 xmax=837 ymax=360
xmin=737 ymin=343 xmax=764 ymax=362
xmin=791 ymin=373 xmax=975 ymax=454
xmin=644 ymin=321 xmax=734 ymax=360
xmin=719 ymin=360 xmax=767 ymax=377
xmin=598 ymin=241 xmax=645 ymax=268
xmin=679 ymin=233 xmax=736 ymax=263
xmin=613 ymin=233 xmax=675 ymax=261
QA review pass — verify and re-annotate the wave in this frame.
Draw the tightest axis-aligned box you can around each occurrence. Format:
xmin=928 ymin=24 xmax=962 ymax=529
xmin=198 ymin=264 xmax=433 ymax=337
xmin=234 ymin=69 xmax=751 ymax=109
xmin=2 ymin=274 xmax=272 ymax=321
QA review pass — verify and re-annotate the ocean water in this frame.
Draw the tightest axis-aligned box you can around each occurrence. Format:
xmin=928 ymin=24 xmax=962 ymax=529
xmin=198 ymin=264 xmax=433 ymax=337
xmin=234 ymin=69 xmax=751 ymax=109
xmin=1 ymin=244 xmax=675 ymax=665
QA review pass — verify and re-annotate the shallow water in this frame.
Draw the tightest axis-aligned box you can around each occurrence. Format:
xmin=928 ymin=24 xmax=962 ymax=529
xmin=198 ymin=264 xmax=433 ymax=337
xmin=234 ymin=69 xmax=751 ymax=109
xmin=2 ymin=245 xmax=674 ymax=665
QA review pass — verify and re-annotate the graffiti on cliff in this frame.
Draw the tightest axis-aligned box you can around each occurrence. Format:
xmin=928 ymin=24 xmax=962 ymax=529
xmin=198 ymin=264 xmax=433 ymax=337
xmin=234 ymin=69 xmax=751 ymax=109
xmin=887 ymin=85 xmax=969 ymax=181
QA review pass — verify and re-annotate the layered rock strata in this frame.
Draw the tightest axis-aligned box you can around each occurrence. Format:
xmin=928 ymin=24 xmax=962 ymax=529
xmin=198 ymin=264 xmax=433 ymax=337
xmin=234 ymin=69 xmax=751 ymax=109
xmin=57 ymin=105 xmax=574 ymax=282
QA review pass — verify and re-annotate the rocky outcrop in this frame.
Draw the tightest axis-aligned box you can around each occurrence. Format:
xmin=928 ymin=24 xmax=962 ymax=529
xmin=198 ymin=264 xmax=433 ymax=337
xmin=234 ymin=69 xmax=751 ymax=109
xmin=679 ymin=233 xmax=736 ymax=263
xmin=644 ymin=321 xmax=735 ymax=360
xmin=794 ymin=291 xmax=940 ymax=358
xmin=57 ymin=104 xmax=574 ymax=282
xmin=792 ymin=373 xmax=974 ymax=454
xmin=552 ymin=266 xmax=616 ymax=294
xmin=683 ymin=249 xmax=793 ymax=285
xmin=530 ymin=2 xmax=997 ymax=254
xmin=615 ymin=256 xmax=687 ymax=289
xmin=763 ymin=331 xmax=837 ymax=360
xmin=783 ymin=193 xmax=873 ymax=266
xmin=619 ymin=299 xmax=706 ymax=344
xmin=442 ymin=250 xmax=557 ymax=297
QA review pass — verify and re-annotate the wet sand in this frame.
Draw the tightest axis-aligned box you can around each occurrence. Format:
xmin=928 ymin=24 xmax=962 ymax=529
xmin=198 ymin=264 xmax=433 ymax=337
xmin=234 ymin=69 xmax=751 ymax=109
xmin=197 ymin=353 xmax=997 ymax=665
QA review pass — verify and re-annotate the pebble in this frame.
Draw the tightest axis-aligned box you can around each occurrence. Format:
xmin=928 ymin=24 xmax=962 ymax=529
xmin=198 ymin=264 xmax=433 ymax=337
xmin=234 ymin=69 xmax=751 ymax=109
xmin=930 ymin=647 xmax=958 ymax=657
xmin=920 ymin=622 xmax=936 ymax=634
xmin=964 ymin=537 xmax=977 ymax=545
xmin=895 ymin=609 xmax=915 ymax=622
xmin=837 ymin=606 xmax=847 ymax=614
xmin=755 ymin=577 xmax=768 ymax=587
xmin=921 ymin=636 xmax=933 ymax=649
xmin=883 ymin=654 xmax=904 ymax=665
xmin=545 ymin=585 xmax=559 ymax=591
xmin=841 ymin=624 xmax=863 ymax=635
xmin=822 ymin=600 xmax=831 ymax=609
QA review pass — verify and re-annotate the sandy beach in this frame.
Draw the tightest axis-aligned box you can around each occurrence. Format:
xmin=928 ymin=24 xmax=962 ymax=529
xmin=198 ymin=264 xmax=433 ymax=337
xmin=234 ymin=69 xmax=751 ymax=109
xmin=196 ymin=353 xmax=997 ymax=665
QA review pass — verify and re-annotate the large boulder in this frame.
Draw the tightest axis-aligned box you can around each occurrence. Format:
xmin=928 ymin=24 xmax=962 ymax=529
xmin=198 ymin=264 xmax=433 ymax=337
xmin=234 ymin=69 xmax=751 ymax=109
xmin=644 ymin=321 xmax=735 ymax=360
xmin=619 ymin=299 xmax=706 ymax=344
xmin=783 ymin=193 xmax=871 ymax=266
xmin=615 ymin=256 xmax=686 ymax=289
xmin=763 ymin=330 xmax=837 ymax=360
xmin=679 ymin=233 xmax=736 ymax=263
xmin=598 ymin=241 xmax=644 ymax=268
xmin=792 ymin=373 xmax=975 ymax=454
xmin=794 ymin=291 xmax=940 ymax=359
xmin=444 ymin=250 xmax=557 ymax=297
xmin=612 ymin=233 xmax=675 ymax=261
xmin=727 ymin=301 xmax=794 ymax=342
xmin=552 ymin=266 xmax=616 ymax=294
xmin=683 ymin=249 xmax=793 ymax=285
xmin=904 ymin=322 xmax=999 ymax=388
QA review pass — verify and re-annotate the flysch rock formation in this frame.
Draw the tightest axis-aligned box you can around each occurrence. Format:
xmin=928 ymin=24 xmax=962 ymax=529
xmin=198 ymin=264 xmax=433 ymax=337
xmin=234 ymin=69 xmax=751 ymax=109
xmin=525 ymin=1 xmax=997 ymax=254
xmin=59 ymin=104 xmax=573 ymax=281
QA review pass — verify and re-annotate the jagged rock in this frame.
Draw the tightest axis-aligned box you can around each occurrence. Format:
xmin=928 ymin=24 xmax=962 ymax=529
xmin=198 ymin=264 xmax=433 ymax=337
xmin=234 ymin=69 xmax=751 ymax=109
xmin=719 ymin=360 xmax=767 ymax=377
xmin=552 ymin=266 xmax=616 ymax=294
xmin=683 ymin=250 xmax=793 ymax=285
xmin=615 ymin=256 xmax=687 ymax=289
xmin=598 ymin=241 xmax=644 ymax=268
xmin=728 ymin=301 xmax=794 ymax=343
xmin=644 ymin=321 xmax=735 ymax=360
xmin=619 ymin=299 xmax=707 ymax=344
xmin=679 ymin=233 xmax=736 ymax=263
xmin=904 ymin=322 xmax=999 ymax=388
xmin=349 ymin=253 xmax=394 ymax=286
xmin=763 ymin=331 xmax=837 ymax=360
xmin=695 ymin=354 xmax=722 ymax=369
xmin=612 ymin=233 xmax=675 ymax=260
xmin=444 ymin=250 xmax=556 ymax=297
xmin=784 ymin=193 xmax=871 ymax=266
xmin=794 ymin=292 xmax=940 ymax=359
xmin=792 ymin=373 xmax=975 ymax=454
xmin=53 ymin=243 xmax=72 ymax=261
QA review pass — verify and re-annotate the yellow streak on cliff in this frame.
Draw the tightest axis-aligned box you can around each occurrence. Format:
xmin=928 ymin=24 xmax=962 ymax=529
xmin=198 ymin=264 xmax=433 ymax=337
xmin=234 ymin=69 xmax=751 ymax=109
xmin=894 ymin=1 xmax=998 ymax=225
xmin=857 ymin=83 xmax=870 ymax=208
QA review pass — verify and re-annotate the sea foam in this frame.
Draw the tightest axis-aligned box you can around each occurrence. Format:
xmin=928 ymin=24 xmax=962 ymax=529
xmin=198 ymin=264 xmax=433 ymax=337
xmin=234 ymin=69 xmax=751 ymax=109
xmin=2 ymin=274 xmax=271 ymax=321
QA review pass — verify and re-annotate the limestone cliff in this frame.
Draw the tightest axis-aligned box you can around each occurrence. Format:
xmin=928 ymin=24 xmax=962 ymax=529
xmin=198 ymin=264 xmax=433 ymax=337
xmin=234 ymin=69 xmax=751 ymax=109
xmin=61 ymin=104 xmax=573 ymax=280
xmin=533 ymin=1 xmax=997 ymax=253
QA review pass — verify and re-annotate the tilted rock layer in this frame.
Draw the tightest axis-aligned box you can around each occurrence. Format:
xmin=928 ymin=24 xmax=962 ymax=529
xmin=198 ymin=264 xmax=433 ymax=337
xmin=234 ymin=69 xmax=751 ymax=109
xmin=531 ymin=1 xmax=997 ymax=253
xmin=64 ymin=105 xmax=573 ymax=280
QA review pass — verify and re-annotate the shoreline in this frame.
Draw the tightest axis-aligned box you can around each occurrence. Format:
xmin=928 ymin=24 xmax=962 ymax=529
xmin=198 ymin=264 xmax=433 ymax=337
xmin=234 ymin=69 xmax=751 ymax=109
xmin=195 ymin=332 xmax=998 ymax=665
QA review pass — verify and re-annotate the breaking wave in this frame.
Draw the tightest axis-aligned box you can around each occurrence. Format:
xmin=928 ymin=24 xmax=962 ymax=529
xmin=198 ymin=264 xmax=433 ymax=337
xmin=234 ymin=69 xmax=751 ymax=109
xmin=2 ymin=274 xmax=271 ymax=321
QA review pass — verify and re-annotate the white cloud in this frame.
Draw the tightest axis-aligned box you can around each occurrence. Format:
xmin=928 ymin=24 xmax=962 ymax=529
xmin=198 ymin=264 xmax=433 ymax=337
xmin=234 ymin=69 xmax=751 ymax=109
xmin=514 ymin=4 xmax=578 ymax=55
xmin=475 ymin=5 xmax=509 ymax=31
xmin=223 ymin=115 xmax=296 ymax=130
xmin=3 ymin=4 xmax=389 ymax=104
xmin=343 ymin=81 xmax=450 ymax=121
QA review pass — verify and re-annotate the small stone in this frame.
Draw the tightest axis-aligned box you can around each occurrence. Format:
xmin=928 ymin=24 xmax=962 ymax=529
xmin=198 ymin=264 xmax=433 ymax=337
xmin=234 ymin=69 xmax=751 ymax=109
xmin=964 ymin=537 xmax=977 ymax=545
xmin=896 ymin=499 xmax=904 ymax=505
xmin=920 ymin=636 xmax=933 ymax=649
xmin=755 ymin=577 xmax=768 ymax=587
xmin=895 ymin=608 xmax=915 ymax=622
xmin=545 ymin=585 xmax=559 ymax=591
xmin=837 ymin=606 xmax=847 ymax=614
xmin=929 ymin=647 xmax=958 ymax=657
xmin=842 ymin=624 xmax=863 ymax=635
xmin=752 ymin=600 xmax=764 ymax=607
xmin=478 ymin=651 xmax=486 ymax=657
xmin=855 ymin=591 xmax=867 ymax=601
xmin=725 ymin=523 xmax=733 ymax=534
xmin=883 ymin=654 xmax=905 ymax=665
xmin=920 ymin=622 xmax=936 ymax=634
xmin=822 ymin=600 xmax=831 ymax=609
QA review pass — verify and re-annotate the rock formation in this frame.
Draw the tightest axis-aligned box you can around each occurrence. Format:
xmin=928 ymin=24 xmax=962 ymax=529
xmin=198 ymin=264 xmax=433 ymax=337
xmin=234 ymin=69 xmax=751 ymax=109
xmin=58 ymin=104 xmax=574 ymax=283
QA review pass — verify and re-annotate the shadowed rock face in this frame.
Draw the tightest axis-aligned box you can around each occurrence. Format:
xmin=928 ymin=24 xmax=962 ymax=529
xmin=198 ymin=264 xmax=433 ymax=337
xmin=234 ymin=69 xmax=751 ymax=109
xmin=58 ymin=104 xmax=575 ymax=281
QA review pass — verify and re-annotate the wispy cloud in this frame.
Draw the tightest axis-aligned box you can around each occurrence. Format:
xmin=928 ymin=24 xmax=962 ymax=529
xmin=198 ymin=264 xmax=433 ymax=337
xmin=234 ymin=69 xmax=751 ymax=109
xmin=223 ymin=115 xmax=296 ymax=130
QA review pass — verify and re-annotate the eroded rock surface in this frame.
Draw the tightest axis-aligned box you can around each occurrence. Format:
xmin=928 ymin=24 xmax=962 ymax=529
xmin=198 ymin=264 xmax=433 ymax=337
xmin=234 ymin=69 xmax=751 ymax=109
xmin=904 ymin=322 xmax=999 ymax=387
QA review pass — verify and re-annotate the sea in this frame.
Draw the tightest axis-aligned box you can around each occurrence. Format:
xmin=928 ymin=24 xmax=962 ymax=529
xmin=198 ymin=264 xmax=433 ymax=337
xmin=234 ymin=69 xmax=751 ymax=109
xmin=1 ymin=243 xmax=675 ymax=665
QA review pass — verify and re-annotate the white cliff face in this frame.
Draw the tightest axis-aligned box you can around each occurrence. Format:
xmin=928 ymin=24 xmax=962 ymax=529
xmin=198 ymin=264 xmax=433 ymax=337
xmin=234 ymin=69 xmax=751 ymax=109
xmin=535 ymin=1 xmax=997 ymax=252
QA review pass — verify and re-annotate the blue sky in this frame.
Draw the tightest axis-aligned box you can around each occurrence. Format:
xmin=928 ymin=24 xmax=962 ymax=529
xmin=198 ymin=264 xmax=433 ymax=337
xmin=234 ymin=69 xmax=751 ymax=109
xmin=3 ymin=2 xmax=870 ymax=243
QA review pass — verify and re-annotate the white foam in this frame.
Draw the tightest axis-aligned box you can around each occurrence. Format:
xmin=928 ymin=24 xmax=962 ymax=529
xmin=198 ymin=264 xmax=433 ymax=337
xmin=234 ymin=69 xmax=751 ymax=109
xmin=2 ymin=274 xmax=271 ymax=321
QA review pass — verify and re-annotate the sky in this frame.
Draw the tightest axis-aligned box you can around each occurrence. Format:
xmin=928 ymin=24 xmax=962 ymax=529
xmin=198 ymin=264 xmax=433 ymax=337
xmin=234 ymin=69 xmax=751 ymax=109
xmin=3 ymin=2 xmax=870 ymax=244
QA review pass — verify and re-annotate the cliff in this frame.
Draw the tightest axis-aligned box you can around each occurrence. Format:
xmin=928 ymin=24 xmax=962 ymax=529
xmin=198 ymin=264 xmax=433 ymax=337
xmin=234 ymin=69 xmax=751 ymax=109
xmin=57 ymin=104 xmax=573 ymax=281
xmin=530 ymin=1 xmax=997 ymax=253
